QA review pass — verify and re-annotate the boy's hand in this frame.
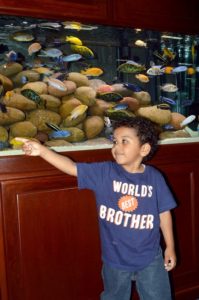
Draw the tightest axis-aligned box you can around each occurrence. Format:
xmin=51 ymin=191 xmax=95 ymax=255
xmin=164 ymin=247 xmax=177 ymax=271
xmin=15 ymin=138 xmax=42 ymax=156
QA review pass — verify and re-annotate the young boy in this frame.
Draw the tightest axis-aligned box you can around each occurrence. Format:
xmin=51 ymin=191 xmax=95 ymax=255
xmin=16 ymin=116 xmax=177 ymax=300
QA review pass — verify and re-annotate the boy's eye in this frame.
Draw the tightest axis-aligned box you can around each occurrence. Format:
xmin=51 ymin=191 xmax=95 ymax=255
xmin=122 ymin=139 xmax=128 ymax=144
xmin=112 ymin=139 xmax=117 ymax=144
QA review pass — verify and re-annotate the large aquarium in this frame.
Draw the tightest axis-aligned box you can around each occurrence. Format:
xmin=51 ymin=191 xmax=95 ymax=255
xmin=0 ymin=15 xmax=199 ymax=154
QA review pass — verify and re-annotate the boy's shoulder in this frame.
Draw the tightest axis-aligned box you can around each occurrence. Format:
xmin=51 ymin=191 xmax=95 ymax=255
xmin=146 ymin=164 xmax=164 ymax=177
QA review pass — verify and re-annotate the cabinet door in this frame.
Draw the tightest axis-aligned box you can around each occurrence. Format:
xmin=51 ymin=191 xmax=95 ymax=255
xmin=1 ymin=175 xmax=102 ymax=300
xmin=0 ymin=0 xmax=110 ymax=22
xmin=113 ymin=0 xmax=198 ymax=33
xmin=157 ymin=161 xmax=199 ymax=300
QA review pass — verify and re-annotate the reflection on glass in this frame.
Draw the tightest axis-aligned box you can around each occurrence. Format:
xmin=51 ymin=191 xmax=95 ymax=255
xmin=0 ymin=15 xmax=199 ymax=152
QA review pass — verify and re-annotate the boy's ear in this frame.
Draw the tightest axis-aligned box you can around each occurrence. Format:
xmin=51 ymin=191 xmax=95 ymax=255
xmin=141 ymin=143 xmax=151 ymax=157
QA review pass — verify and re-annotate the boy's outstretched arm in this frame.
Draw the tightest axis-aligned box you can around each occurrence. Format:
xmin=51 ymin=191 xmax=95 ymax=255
xmin=160 ymin=210 xmax=176 ymax=271
xmin=15 ymin=138 xmax=77 ymax=177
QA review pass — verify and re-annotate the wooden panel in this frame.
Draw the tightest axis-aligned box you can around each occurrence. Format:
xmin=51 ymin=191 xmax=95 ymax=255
xmin=112 ymin=0 xmax=198 ymax=34
xmin=154 ymin=162 xmax=199 ymax=299
xmin=0 ymin=0 xmax=111 ymax=23
xmin=1 ymin=175 xmax=102 ymax=300
xmin=0 ymin=194 xmax=8 ymax=300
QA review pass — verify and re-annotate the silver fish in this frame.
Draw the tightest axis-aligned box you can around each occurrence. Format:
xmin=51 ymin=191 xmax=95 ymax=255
xmin=39 ymin=48 xmax=63 ymax=58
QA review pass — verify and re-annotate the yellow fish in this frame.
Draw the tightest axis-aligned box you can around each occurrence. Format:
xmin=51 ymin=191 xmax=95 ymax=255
xmin=10 ymin=138 xmax=25 ymax=147
xmin=187 ymin=67 xmax=195 ymax=75
xmin=81 ymin=67 xmax=103 ymax=77
xmin=135 ymin=73 xmax=149 ymax=83
xmin=65 ymin=36 xmax=83 ymax=46
xmin=5 ymin=90 xmax=14 ymax=100
xmin=62 ymin=21 xmax=82 ymax=31
xmin=68 ymin=105 xmax=88 ymax=120
xmin=164 ymin=66 xmax=174 ymax=74
xmin=163 ymin=47 xmax=176 ymax=61
xmin=70 ymin=44 xmax=94 ymax=59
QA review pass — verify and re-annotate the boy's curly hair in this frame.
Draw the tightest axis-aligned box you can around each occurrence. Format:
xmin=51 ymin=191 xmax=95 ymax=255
xmin=113 ymin=116 xmax=158 ymax=162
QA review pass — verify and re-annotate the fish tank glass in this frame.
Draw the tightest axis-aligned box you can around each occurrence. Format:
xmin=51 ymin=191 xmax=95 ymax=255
xmin=0 ymin=14 xmax=199 ymax=154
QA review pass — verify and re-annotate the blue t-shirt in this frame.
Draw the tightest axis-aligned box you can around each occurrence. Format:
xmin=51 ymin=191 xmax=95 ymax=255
xmin=77 ymin=161 xmax=176 ymax=271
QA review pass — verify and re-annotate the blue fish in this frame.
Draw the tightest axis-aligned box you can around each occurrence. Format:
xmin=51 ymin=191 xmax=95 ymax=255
xmin=62 ymin=54 xmax=82 ymax=62
xmin=49 ymin=130 xmax=71 ymax=139
xmin=6 ymin=50 xmax=18 ymax=62
xmin=113 ymin=103 xmax=128 ymax=111
xmin=159 ymin=96 xmax=176 ymax=105
xmin=162 ymin=124 xmax=175 ymax=130
xmin=172 ymin=66 xmax=187 ymax=73
xmin=123 ymin=83 xmax=142 ymax=92
xmin=181 ymin=99 xmax=194 ymax=107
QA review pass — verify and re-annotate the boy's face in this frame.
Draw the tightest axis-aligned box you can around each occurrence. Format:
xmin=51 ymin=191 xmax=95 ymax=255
xmin=111 ymin=126 xmax=151 ymax=172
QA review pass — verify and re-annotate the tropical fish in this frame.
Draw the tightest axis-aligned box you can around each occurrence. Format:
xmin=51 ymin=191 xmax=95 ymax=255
xmin=187 ymin=67 xmax=195 ymax=75
xmin=172 ymin=66 xmax=187 ymax=73
xmin=181 ymin=99 xmax=193 ymax=107
xmin=160 ymin=83 xmax=178 ymax=92
xmin=20 ymin=76 xmax=28 ymax=84
xmin=70 ymin=44 xmax=95 ymax=59
xmin=98 ymin=92 xmax=123 ymax=102
xmin=61 ymin=54 xmax=82 ymax=62
xmin=10 ymin=138 xmax=25 ymax=147
xmin=21 ymin=89 xmax=41 ymax=103
xmin=39 ymin=48 xmax=63 ymax=58
xmin=135 ymin=73 xmax=149 ymax=83
xmin=163 ymin=66 xmax=174 ymax=74
xmin=159 ymin=96 xmax=176 ymax=105
xmin=162 ymin=124 xmax=175 ymax=130
xmin=147 ymin=66 xmax=164 ymax=76
xmin=112 ymin=103 xmax=128 ymax=111
xmin=32 ymin=67 xmax=53 ymax=75
xmin=46 ymin=78 xmax=67 ymax=91
xmin=11 ymin=31 xmax=34 ymax=42
xmin=191 ymin=42 xmax=197 ymax=64
xmin=153 ymin=51 xmax=167 ymax=63
xmin=28 ymin=42 xmax=42 ymax=55
xmin=38 ymin=22 xmax=61 ymax=29
xmin=157 ymin=103 xmax=171 ymax=110
xmin=46 ymin=124 xmax=69 ymax=139
xmin=134 ymin=39 xmax=147 ymax=47
xmin=80 ymin=67 xmax=103 ymax=77
xmin=68 ymin=104 xmax=88 ymax=120
xmin=46 ymin=122 xmax=61 ymax=131
xmin=49 ymin=130 xmax=71 ymax=139
xmin=117 ymin=61 xmax=145 ymax=73
xmin=5 ymin=50 xmax=18 ymax=62
xmin=180 ymin=115 xmax=196 ymax=127
xmin=62 ymin=21 xmax=82 ymax=31
xmin=4 ymin=90 xmax=14 ymax=100
xmin=65 ymin=36 xmax=83 ymax=45
xmin=163 ymin=47 xmax=176 ymax=61
xmin=62 ymin=21 xmax=98 ymax=31
xmin=123 ymin=83 xmax=142 ymax=92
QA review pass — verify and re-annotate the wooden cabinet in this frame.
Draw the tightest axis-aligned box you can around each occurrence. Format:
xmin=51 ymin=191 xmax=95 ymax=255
xmin=0 ymin=0 xmax=111 ymax=23
xmin=112 ymin=0 xmax=198 ymax=34
xmin=0 ymin=143 xmax=199 ymax=300
xmin=1 ymin=176 xmax=102 ymax=300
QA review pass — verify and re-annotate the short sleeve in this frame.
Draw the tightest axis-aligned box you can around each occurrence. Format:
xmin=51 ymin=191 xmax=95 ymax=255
xmin=156 ymin=171 xmax=177 ymax=213
xmin=77 ymin=162 xmax=108 ymax=191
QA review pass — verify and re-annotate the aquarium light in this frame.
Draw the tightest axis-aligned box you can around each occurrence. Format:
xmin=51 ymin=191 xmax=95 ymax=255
xmin=161 ymin=35 xmax=183 ymax=40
